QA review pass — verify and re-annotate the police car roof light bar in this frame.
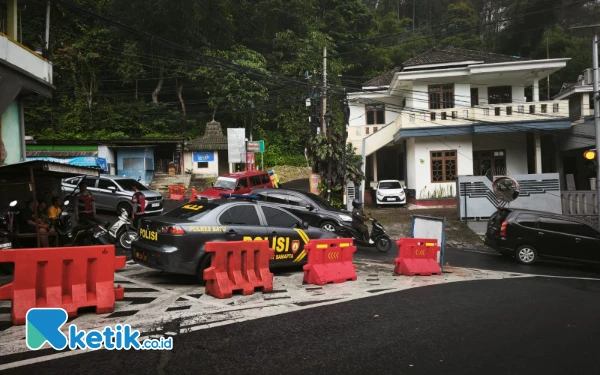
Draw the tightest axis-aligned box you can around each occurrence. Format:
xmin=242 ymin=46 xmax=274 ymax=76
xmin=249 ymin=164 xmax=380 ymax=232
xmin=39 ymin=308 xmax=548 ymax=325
xmin=219 ymin=193 xmax=261 ymax=200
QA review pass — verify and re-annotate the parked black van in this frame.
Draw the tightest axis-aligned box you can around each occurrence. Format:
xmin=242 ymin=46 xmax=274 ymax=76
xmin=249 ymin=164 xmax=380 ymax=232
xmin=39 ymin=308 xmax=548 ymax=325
xmin=484 ymin=208 xmax=600 ymax=265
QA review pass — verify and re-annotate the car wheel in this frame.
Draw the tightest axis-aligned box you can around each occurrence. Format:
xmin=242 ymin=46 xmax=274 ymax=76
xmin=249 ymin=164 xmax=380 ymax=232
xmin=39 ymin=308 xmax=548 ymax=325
xmin=515 ymin=245 xmax=537 ymax=264
xmin=319 ymin=221 xmax=337 ymax=233
xmin=117 ymin=202 xmax=132 ymax=216
xmin=196 ymin=254 xmax=212 ymax=285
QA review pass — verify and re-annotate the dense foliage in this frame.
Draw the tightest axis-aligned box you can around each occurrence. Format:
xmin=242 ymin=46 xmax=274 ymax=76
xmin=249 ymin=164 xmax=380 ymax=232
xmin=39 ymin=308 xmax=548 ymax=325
xmin=10 ymin=0 xmax=600 ymax=202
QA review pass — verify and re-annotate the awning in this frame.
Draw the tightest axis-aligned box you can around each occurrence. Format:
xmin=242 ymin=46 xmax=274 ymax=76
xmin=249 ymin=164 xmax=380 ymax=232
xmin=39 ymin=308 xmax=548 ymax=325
xmin=0 ymin=160 xmax=101 ymax=179
xmin=26 ymin=150 xmax=98 ymax=157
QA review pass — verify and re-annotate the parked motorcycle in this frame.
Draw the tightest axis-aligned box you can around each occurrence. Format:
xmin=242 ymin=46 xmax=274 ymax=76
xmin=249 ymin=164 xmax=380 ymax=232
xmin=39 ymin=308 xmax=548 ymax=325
xmin=58 ymin=200 xmax=112 ymax=246
xmin=108 ymin=208 xmax=138 ymax=249
xmin=0 ymin=200 xmax=18 ymax=250
xmin=336 ymin=216 xmax=393 ymax=252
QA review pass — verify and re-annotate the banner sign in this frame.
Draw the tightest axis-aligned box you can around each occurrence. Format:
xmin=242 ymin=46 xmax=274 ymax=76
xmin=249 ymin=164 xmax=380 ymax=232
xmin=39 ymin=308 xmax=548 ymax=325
xmin=27 ymin=156 xmax=100 ymax=168
xmin=97 ymin=157 xmax=108 ymax=172
xmin=246 ymin=140 xmax=265 ymax=153
xmin=193 ymin=152 xmax=215 ymax=162
xmin=227 ymin=128 xmax=246 ymax=163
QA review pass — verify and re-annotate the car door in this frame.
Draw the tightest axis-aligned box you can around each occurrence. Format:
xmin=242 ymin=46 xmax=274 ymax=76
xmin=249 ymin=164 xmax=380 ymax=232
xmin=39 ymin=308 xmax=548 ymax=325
xmin=235 ymin=177 xmax=251 ymax=194
xmin=259 ymin=205 xmax=307 ymax=264
xmin=217 ymin=204 xmax=267 ymax=243
xmin=285 ymin=193 xmax=316 ymax=225
xmin=249 ymin=175 xmax=263 ymax=191
xmin=96 ymin=178 xmax=119 ymax=210
xmin=536 ymin=216 xmax=574 ymax=259
xmin=567 ymin=221 xmax=600 ymax=262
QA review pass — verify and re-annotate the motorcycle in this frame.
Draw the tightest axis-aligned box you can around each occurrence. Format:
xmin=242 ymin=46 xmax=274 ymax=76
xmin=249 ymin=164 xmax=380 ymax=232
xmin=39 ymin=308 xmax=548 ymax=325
xmin=58 ymin=200 xmax=112 ymax=246
xmin=108 ymin=208 xmax=138 ymax=249
xmin=0 ymin=200 xmax=18 ymax=250
xmin=336 ymin=216 xmax=393 ymax=252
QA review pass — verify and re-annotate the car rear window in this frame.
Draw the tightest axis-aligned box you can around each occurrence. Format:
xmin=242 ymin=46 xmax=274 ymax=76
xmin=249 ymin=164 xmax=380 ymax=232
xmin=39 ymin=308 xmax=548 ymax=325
xmin=163 ymin=203 xmax=217 ymax=220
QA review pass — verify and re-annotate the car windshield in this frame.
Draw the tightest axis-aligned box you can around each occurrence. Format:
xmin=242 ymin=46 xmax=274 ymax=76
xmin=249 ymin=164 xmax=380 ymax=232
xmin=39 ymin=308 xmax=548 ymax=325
xmin=118 ymin=179 xmax=149 ymax=192
xmin=213 ymin=177 xmax=237 ymax=190
xmin=303 ymin=192 xmax=333 ymax=209
xmin=163 ymin=203 xmax=218 ymax=221
xmin=379 ymin=181 xmax=401 ymax=189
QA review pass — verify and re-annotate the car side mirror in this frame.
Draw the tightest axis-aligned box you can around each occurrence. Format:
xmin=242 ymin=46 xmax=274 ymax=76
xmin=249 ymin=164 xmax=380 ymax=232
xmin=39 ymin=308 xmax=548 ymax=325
xmin=302 ymin=221 xmax=309 ymax=230
xmin=235 ymin=186 xmax=241 ymax=191
xmin=305 ymin=204 xmax=313 ymax=211
xmin=108 ymin=186 xmax=117 ymax=193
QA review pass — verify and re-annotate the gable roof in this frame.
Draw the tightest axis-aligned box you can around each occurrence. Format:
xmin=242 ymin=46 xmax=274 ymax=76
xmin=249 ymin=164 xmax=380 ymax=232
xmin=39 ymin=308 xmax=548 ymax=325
xmin=403 ymin=47 xmax=527 ymax=68
xmin=186 ymin=120 xmax=228 ymax=151
xmin=363 ymin=47 xmax=528 ymax=87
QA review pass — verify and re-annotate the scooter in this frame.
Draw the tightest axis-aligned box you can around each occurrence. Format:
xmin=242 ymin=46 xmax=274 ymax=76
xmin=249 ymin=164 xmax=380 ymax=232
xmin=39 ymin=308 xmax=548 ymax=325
xmin=58 ymin=200 xmax=112 ymax=246
xmin=108 ymin=208 xmax=138 ymax=249
xmin=336 ymin=216 xmax=393 ymax=252
xmin=0 ymin=200 xmax=18 ymax=250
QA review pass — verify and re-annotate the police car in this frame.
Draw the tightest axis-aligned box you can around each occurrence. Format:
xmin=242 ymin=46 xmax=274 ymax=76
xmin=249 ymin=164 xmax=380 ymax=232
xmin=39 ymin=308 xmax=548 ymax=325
xmin=130 ymin=195 xmax=338 ymax=281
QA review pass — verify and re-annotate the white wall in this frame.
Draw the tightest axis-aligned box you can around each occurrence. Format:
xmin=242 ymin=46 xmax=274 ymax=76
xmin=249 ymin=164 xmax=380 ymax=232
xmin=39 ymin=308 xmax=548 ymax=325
xmin=184 ymin=151 xmax=219 ymax=176
xmin=98 ymin=145 xmax=116 ymax=174
xmin=455 ymin=83 xmax=471 ymax=108
xmin=472 ymin=132 xmax=528 ymax=175
xmin=472 ymin=85 xmax=489 ymax=105
xmin=410 ymin=83 xmax=429 ymax=110
xmin=0 ymin=34 xmax=53 ymax=84
xmin=512 ymin=85 xmax=526 ymax=104
xmin=408 ymin=135 xmax=473 ymax=198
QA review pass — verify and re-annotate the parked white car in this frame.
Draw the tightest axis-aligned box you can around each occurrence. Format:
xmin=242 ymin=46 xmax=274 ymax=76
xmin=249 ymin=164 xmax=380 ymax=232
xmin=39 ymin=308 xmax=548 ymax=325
xmin=376 ymin=180 xmax=406 ymax=207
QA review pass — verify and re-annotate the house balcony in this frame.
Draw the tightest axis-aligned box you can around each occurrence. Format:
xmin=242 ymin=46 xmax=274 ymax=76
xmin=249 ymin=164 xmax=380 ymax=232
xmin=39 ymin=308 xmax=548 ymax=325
xmin=0 ymin=32 xmax=53 ymax=85
xmin=397 ymin=100 xmax=570 ymax=137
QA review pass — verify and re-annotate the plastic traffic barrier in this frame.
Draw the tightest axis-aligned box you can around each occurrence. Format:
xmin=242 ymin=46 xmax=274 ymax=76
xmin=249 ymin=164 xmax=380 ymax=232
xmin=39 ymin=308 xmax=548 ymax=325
xmin=302 ymin=238 xmax=357 ymax=285
xmin=189 ymin=188 xmax=198 ymax=202
xmin=168 ymin=185 xmax=187 ymax=201
xmin=203 ymin=240 xmax=274 ymax=299
xmin=394 ymin=238 xmax=441 ymax=276
xmin=0 ymin=245 xmax=126 ymax=325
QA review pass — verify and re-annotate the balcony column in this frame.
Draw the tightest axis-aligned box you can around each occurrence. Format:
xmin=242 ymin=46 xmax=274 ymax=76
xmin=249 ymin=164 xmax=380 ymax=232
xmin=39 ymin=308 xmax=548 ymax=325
xmin=7 ymin=0 xmax=18 ymax=40
xmin=534 ymin=131 xmax=542 ymax=174
xmin=372 ymin=151 xmax=378 ymax=182
xmin=533 ymin=80 xmax=540 ymax=102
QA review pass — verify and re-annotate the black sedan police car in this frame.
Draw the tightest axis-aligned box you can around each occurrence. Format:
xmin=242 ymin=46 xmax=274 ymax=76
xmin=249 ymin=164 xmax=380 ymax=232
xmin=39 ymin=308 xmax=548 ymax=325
xmin=131 ymin=197 xmax=338 ymax=281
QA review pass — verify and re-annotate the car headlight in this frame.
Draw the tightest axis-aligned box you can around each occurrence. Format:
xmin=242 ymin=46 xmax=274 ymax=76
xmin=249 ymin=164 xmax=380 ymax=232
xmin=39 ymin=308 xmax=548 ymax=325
xmin=339 ymin=214 xmax=352 ymax=222
xmin=377 ymin=191 xmax=383 ymax=197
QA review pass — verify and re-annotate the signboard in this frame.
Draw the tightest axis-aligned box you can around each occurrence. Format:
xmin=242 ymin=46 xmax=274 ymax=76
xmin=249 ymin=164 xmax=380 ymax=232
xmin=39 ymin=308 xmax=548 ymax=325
xmin=97 ymin=157 xmax=108 ymax=172
xmin=227 ymin=128 xmax=246 ymax=163
xmin=310 ymin=174 xmax=321 ymax=194
xmin=27 ymin=156 xmax=100 ymax=168
xmin=193 ymin=152 xmax=215 ymax=163
xmin=412 ymin=215 xmax=446 ymax=272
xmin=246 ymin=140 xmax=265 ymax=153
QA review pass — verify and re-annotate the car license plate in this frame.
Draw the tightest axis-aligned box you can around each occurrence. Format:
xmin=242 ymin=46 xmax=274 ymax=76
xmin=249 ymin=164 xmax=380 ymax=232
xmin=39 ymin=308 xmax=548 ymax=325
xmin=135 ymin=251 xmax=148 ymax=261
xmin=151 ymin=203 xmax=160 ymax=207
xmin=0 ymin=242 xmax=11 ymax=249
xmin=386 ymin=197 xmax=397 ymax=201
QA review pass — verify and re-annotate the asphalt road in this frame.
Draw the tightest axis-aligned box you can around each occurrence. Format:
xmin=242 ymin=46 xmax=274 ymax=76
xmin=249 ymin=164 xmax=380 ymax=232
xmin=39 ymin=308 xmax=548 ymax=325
xmin=5 ymin=276 xmax=600 ymax=375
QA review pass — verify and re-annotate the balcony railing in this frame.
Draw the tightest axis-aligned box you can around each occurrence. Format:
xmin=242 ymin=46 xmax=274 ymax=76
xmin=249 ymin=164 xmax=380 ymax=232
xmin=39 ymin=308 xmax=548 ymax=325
xmin=401 ymin=100 xmax=569 ymax=129
xmin=0 ymin=32 xmax=53 ymax=84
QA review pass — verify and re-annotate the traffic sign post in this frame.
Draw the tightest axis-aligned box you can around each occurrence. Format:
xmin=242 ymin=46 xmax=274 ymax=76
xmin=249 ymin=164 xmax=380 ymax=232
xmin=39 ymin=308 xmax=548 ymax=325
xmin=246 ymin=140 xmax=265 ymax=170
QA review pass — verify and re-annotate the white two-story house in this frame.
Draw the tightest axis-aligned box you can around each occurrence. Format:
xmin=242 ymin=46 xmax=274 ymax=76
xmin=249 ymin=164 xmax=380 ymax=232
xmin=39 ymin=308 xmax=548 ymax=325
xmin=1 ymin=0 xmax=54 ymax=165
xmin=347 ymin=47 xmax=571 ymax=204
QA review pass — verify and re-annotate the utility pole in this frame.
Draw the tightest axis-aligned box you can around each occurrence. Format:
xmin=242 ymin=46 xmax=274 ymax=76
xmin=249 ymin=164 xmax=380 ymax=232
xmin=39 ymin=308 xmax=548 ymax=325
xmin=412 ymin=0 xmax=416 ymax=31
xmin=321 ymin=46 xmax=327 ymax=135
xmin=547 ymin=37 xmax=551 ymax=101
xmin=571 ymin=24 xmax=600 ymax=224
xmin=326 ymin=110 xmax=332 ymax=203
xmin=343 ymin=92 xmax=350 ymax=207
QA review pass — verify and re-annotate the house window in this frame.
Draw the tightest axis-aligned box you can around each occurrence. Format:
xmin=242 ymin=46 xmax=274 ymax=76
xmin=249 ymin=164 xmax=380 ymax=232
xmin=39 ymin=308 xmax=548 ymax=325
xmin=428 ymin=84 xmax=454 ymax=109
xmin=473 ymin=150 xmax=506 ymax=176
xmin=471 ymin=88 xmax=479 ymax=107
xmin=197 ymin=162 xmax=208 ymax=169
xmin=488 ymin=86 xmax=512 ymax=104
xmin=366 ymin=104 xmax=385 ymax=125
xmin=589 ymin=94 xmax=595 ymax=110
xmin=554 ymin=103 xmax=560 ymax=113
xmin=529 ymin=105 xmax=536 ymax=114
xmin=430 ymin=150 xmax=458 ymax=183
xmin=506 ymin=106 xmax=513 ymax=115
xmin=541 ymin=104 xmax=547 ymax=113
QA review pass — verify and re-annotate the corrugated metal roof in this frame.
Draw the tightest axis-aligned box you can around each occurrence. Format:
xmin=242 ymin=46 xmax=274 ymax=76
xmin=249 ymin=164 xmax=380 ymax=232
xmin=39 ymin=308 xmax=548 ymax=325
xmin=26 ymin=150 xmax=98 ymax=157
